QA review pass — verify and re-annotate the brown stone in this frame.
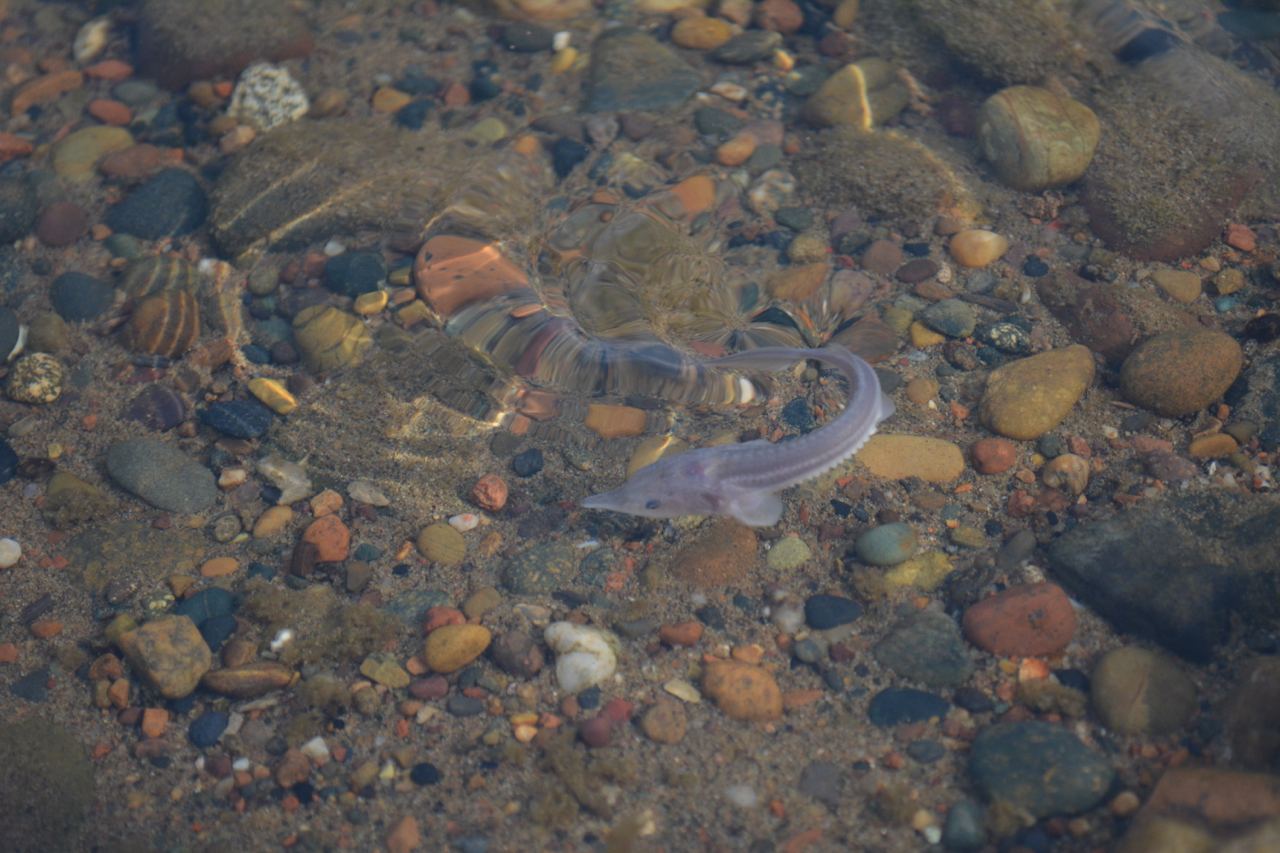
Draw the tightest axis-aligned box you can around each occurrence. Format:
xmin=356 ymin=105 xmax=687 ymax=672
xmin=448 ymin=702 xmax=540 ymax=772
xmin=118 ymin=615 xmax=212 ymax=698
xmin=640 ymin=697 xmax=687 ymax=744
xmin=300 ymin=514 xmax=350 ymax=563
xmin=962 ymin=582 xmax=1076 ymax=657
xmin=1142 ymin=768 xmax=1280 ymax=830
xmin=861 ymin=239 xmax=903 ymax=275
xmin=35 ymin=201 xmax=88 ymax=247
xmin=11 ymin=69 xmax=84 ymax=114
xmin=659 ymin=621 xmax=704 ymax=647
xmin=702 ymin=660 xmax=783 ymax=722
xmin=470 ymin=473 xmax=508 ymax=512
xmin=1036 ymin=272 xmax=1138 ymax=366
xmin=971 ymin=437 xmax=1018 ymax=474
xmin=100 ymin=144 xmax=179 ymax=182
xmin=1120 ymin=329 xmax=1243 ymax=417
xmin=668 ymin=518 xmax=758 ymax=588
xmin=201 ymin=661 xmax=296 ymax=698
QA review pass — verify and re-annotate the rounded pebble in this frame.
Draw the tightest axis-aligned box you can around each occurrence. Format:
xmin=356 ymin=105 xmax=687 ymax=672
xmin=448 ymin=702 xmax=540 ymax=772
xmin=0 ymin=537 xmax=21 ymax=569
xmin=51 ymin=271 xmax=115 ymax=322
xmin=423 ymin=624 xmax=492 ymax=674
xmin=970 ymin=436 xmax=1017 ymax=474
xmin=105 ymin=437 xmax=216 ymax=513
xmin=969 ymin=721 xmax=1114 ymax=818
xmin=701 ymin=660 xmax=783 ymax=722
xmin=857 ymin=435 xmax=966 ymax=483
xmin=766 ymin=535 xmax=811 ymax=570
xmin=804 ymin=594 xmax=862 ymax=630
xmin=962 ymin=582 xmax=1077 ymax=658
xmin=1091 ymin=645 xmax=1198 ymax=735
xmin=854 ymin=522 xmax=917 ymax=566
xmin=5 ymin=353 xmax=64 ymax=404
xmin=978 ymin=345 xmax=1095 ymax=440
xmin=417 ymin=522 xmax=466 ymax=566
xmin=1119 ymin=329 xmax=1244 ymax=417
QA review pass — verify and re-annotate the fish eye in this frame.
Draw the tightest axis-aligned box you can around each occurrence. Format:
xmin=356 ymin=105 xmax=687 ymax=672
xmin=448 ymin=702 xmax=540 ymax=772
xmin=644 ymin=499 xmax=661 ymax=510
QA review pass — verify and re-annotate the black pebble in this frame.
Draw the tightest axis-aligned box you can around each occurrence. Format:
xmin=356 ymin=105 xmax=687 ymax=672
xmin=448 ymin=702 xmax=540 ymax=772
xmin=1022 ymin=256 xmax=1050 ymax=277
xmin=50 ymin=271 xmax=115 ymax=321
xmin=105 ymin=168 xmax=207 ymax=239
xmin=199 ymin=613 xmax=237 ymax=652
xmin=1244 ymin=313 xmax=1280 ymax=343
xmin=200 ymin=399 xmax=274 ymax=439
xmin=324 ymin=251 xmax=386 ymax=298
xmin=781 ymin=397 xmax=815 ymax=432
xmin=867 ymin=687 xmax=950 ymax=727
xmin=188 ymin=710 xmax=229 ymax=748
xmin=174 ymin=587 xmax=236 ymax=625
xmin=395 ymin=98 xmax=433 ymax=130
xmin=410 ymin=762 xmax=442 ymax=785
xmin=511 ymin=448 xmax=543 ymax=477
xmin=0 ymin=437 xmax=17 ymax=485
xmin=552 ymin=137 xmax=589 ymax=178
xmin=804 ymin=594 xmax=862 ymax=630
xmin=953 ymin=686 xmax=993 ymax=713
xmin=9 ymin=667 xmax=49 ymax=702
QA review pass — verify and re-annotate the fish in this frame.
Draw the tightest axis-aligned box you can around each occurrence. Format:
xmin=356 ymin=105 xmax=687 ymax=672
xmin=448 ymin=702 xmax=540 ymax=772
xmin=581 ymin=345 xmax=895 ymax=527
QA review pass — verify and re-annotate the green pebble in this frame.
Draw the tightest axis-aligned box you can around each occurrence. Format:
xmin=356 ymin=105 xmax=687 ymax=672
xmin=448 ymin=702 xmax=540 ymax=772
xmin=855 ymin=522 xmax=917 ymax=566
xmin=766 ymin=536 xmax=812 ymax=571
xmin=950 ymin=526 xmax=988 ymax=548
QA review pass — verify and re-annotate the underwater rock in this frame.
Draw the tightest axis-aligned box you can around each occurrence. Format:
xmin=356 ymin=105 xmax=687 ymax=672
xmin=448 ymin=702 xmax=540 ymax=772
xmin=978 ymin=86 xmax=1100 ymax=191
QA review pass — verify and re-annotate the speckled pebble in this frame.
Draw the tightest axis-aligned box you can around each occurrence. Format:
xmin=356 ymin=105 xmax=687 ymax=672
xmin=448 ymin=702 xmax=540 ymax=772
xmin=5 ymin=353 xmax=64 ymax=404
xmin=701 ymin=660 xmax=782 ymax=722
xmin=874 ymin=610 xmax=974 ymax=688
xmin=766 ymin=536 xmax=811 ymax=570
xmin=969 ymin=721 xmax=1114 ymax=818
xmin=1119 ymin=329 xmax=1243 ymax=417
xmin=919 ymin=298 xmax=976 ymax=338
xmin=199 ymin=399 xmax=274 ymax=439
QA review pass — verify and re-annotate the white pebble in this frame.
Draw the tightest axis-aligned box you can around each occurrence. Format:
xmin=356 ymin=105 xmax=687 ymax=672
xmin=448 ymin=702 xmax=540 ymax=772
xmin=723 ymin=784 xmax=759 ymax=808
xmin=323 ymin=239 xmax=347 ymax=257
xmin=270 ymin=628 xmax=295 ymax=652
xmin=553 ymin=31 xmax=572 ymax=51
xmin=73 ymin=17 xmax=110 ymax=63
xmin=232 ymin=757 xmax=251 ymax=772
xmin=544 ymin=622 xmax=618 ymax=694
xmin=348 ymin=479 xmax=390 ymax=507
xmin=448 ymin=513 xmax=479 ymax=532
xmin=299 ymin=736 xmax=331 ymax=763
xmin=0 ymin=537 xmax=21 ymax=569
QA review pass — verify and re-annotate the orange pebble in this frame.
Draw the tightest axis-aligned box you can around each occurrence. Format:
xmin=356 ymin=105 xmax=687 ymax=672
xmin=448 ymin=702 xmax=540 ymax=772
xmin=87 ymin=98 xmax=132 ymax=126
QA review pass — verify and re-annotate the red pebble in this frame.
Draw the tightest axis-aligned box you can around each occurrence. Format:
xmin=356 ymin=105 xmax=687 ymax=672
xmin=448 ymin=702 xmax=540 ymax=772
xmin=579 ymin=715 xmax=614 ymax=748
xmin=470 ymin=473 xmax=508 ymax=512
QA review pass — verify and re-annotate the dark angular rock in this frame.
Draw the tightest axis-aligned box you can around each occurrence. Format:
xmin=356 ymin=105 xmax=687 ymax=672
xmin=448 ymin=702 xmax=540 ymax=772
xmin=199 ymin=399 xmax=274 ymax=439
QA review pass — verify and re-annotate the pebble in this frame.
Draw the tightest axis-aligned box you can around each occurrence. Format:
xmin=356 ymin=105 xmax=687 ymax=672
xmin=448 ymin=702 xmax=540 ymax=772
xmin=857 ymin=435 xmax=965 ymax=483
xmin=118 ymin=615 xmax=212 ymax=698
xmin=873 ymin=610 xmax=974 ymax=688
xmin=962 ymin=582 xmax=1077 ymax=657
xmin=0 ymin=174 xmax=33 ymax=236
xmin=978 ymin=345 xmax=1095 ymax=440
xmin=200 ymin=399 xmax=274 ymax=439
xmin=969 ymin=721 xmax=1114 ymax=818
xmin=174 ymin=588 xmax=235 ymax=625
xmin=511 ymin=448 xmax=543 ymax=477
xmin=544 ymin=622 xmax=618 ymax=694
xmin=942 ymin=798 xmax=987 ymax=850
xmin=867 ymin=687 xmax=950 ymax=727
xmin=766 ymin=535 xmax=811 ymax=570
xmin=0 ymin=438 xmax=17 ymax=485
xmin=1091 ymin=645 xmax=1197 ymax=735
xmin=50 ymin=126 xmax=134 ymax=182
xmin=6 ymin=353 xmax=64 ymax=404
xmin=804 ymin=594 xmax=862 ymax=630
xmin=423 ymin=624 xmax=492 ymax=674
xmin=861 ymin=239 xmax=904 ymax=274
xmin=896 ymin=258 xmax=940 ymax=283
xmin=489 ymin=631 xmax=544 ymax=679
xmin=500 ymin=540 xmax=577 ymax=593
xmin=51 ymin=271 xmax=115 ymax=322
xmin=641 ymin=697 xmax=688 ymax=744
xmin=671 ymin=16 xmax=735 ymax=51
xmin=854 ymin=522 xmax=917 ymax=566
xmin=35 ymin=201 xmax=88 ymax=247
xmin=248 ymin=377 xmax=297 ymax=415
xmin=1036 ymin=272 xmax=1138 ymax=366
xmin=188 ymin=710 xmax=229 ymax=748
xmin=1119 ymin=329 xmax=1243 ymax=417
xmin=919 ymin=299 xmax=976 ymax=338
xmin=798 ymin=760 xmax=843 ymax=808
xmin=291 ymin=305 xmax=372 ymax=372
xmin=584 ymin=29 xmax=700 ymax=112
xmin=711 ymin=30 xmax=782 ymax=64
xmin=0 ymin=307 xmax=20 ymax=361
xmin=949 ymin=229 xmax=1009 ymax=268
xmin=105 ymin=437 xmax=217 ymax=513
xmin=203 ymin=661 xmax=295 ymax=697
xmin=105 ymin=168 xmax=208 ymax=239
xmin=669 ymin=518 xmax=758 ymax=587
xmin=970 ymin=436 xmax=1017 ymax=474
xmin=11 ymin=68 xmax=84 ymax=115
xmin=324 ymin=251 xmax=386 ymax=298
xmin=228 ymin=62 xmax=309 ymax=130
xmin=417 ymin=522 xmax=466 ymax=567
xmin=1151 ymin=268 xmax=1202 ymax=304
xmin=0 ymin=537 xmax=21 ymax=569
xmin=298 ymin=515 xmax=349 ymax=563
xmin=701 ymin=660 xmax=783 ymax=722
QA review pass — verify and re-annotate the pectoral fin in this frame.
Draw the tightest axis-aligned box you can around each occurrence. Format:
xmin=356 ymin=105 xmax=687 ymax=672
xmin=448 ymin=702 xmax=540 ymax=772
xmin=727 ymin=491 xmax=784 ymax=527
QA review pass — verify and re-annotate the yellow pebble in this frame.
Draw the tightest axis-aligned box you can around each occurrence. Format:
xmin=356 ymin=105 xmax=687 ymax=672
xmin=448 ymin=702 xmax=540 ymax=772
xmin=354 ymin=289 xmax=389 ymax=315
xmin=248 ymin=377 xmax=298 ymax=415
xmin=550 ymin=46 xmax=578 ymax=74
xmin=253 ymin=504 xmax=294 ymax=538
xmin=909 ymin=321 xmax=945 ymax=348
xmin=371 ymin=86 xmax=411 ymax=113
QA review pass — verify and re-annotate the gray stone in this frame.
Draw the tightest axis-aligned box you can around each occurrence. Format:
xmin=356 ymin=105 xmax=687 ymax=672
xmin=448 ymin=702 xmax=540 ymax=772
xmin=797 ymin=760 xmax=843 ymax=809
xmin=584 ymin=28 xmax=700 ymax=113
xmin=969 ymin=721 xmax=1113 ymax=818
xmin=874 ymin=610 xmax=974 ymax=688
xmin=1047 ymin=492 xmax=1280 ymax=662
xmin=105 ymin=437 xmax=216 ymax=513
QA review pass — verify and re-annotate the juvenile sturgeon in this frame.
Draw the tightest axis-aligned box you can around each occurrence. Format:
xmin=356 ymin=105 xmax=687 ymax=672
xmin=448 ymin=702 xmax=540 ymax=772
xmin=582 ymin=345 xmax=895 ymax=527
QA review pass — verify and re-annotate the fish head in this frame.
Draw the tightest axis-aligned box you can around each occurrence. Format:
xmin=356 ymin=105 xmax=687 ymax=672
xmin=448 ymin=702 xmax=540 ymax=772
xmin=581 ymin=454 xmax=724 ymax=520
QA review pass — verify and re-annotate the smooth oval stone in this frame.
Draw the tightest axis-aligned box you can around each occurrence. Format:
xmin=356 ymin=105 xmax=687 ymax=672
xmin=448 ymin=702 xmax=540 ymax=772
xmin=323 ymin=251 xmax=386 ymax=298
xmin=105 ymin=437 xmax=216 ymax=513
xmin=804 ymin=594 xmax=862 ymax=630
xmin=199 ymin=399 xmax=274 ymax=439
xmin=584 ymin=28 xmax=700 ymax=112
xmin=1119 ymin=329 xmax=1243 ymax=417
xmin=51 ymin=272 xmax=115 ymax=321
xmin=867 ymin=687 xmax=950 ymax=727
xmin=1091 ymin=645 xmax=1197 ymax=735
xmin=978 ymin=345 xmax=1096 ymax=440
xmin=969 ymin=721 xmax=1114 ymax=818
xmin=873 ymin=610 xmax=974 ymax=688
xmin=919 ymin=298 xmax=977 ymax=338
xmin=105 ymin=168 xmax=208 ymax=239
xmin=125 ymin=384 xmax=186 ymax=431
xmin=855 ymin=522 xmax=917 ymax=566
